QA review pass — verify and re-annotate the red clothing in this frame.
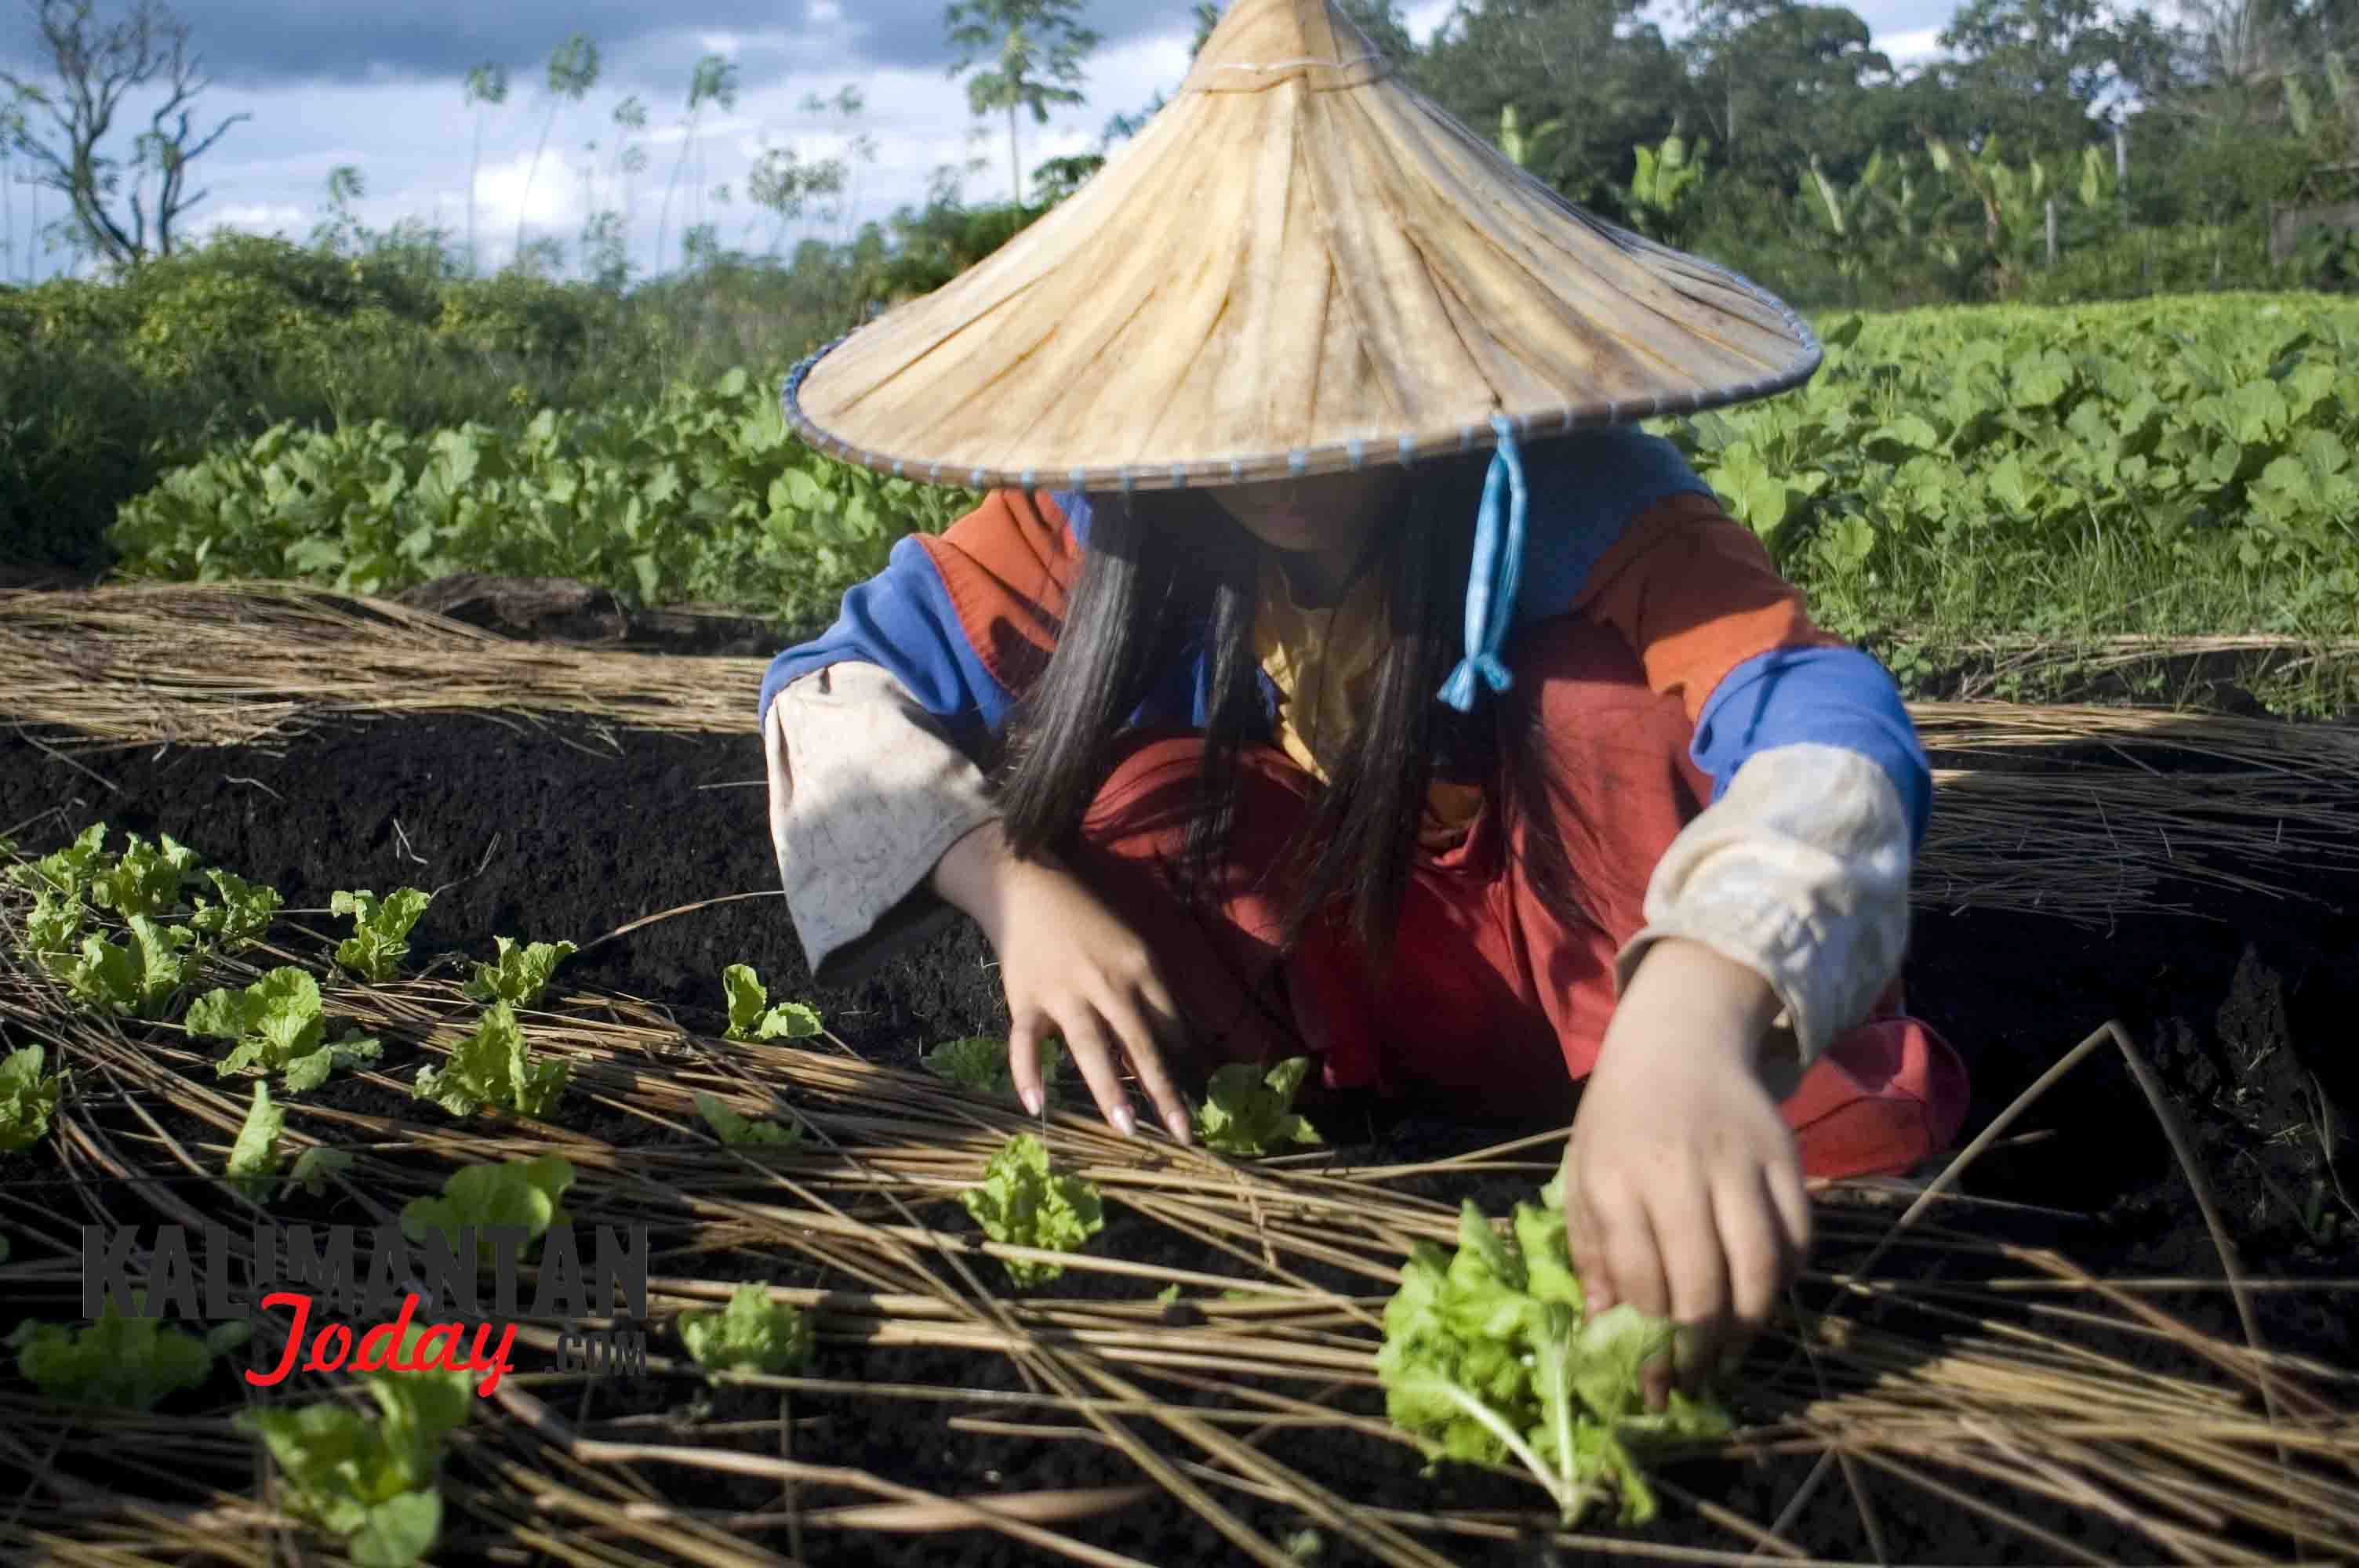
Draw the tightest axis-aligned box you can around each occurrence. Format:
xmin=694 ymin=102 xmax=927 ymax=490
xmin=1070 ymin=613 xmax=1968 ymax=1181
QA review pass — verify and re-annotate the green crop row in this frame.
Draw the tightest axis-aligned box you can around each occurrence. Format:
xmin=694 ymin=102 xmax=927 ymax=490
xmin=106 ymin=368 xmax=974 ymax=630
xmin=1662 ymin=292 xmax=2359 ymax=671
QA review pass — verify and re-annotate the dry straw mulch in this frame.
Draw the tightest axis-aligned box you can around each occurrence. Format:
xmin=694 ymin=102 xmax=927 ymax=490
xmin=5 ymin=582 xmax=2357 ymax=921
xmin=2 ymin=883 xmax=2357 ymax=1566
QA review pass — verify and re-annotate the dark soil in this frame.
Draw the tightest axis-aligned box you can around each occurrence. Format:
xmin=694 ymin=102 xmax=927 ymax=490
xmin=3 ymin=699 xmax=2355 ymax=1567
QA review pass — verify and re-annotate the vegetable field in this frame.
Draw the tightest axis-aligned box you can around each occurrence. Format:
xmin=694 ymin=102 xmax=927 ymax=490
xmin=86 ymin=293 xmax=2359 ymax=710
xmin=0 ymin=581 xmax=2354 ymax=1566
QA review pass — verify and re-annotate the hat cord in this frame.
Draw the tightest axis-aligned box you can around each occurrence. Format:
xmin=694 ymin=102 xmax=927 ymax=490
xmin=1437 ymin=415 xmax=1528 ymax=713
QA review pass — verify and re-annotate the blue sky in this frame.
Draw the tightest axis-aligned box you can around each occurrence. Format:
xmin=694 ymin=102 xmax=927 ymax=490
xmin=0 ymin=0 xmax=1968 ymax=285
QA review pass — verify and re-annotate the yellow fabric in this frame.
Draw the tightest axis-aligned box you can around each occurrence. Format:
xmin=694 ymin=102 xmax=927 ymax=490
xmin=1252 ymin=556 xmax=1485 ymax=849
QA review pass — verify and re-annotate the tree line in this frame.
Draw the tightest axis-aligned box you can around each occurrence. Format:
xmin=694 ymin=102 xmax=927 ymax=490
xmin=2 ymin=0 xmax=2354 ymax=301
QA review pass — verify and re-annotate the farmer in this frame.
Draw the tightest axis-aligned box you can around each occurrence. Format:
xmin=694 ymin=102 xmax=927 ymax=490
xmin=759 ymin=0 xmax=1967 ymax=1380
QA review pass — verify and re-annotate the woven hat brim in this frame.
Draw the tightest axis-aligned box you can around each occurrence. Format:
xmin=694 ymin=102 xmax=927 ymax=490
xmin=784 ymin=4 xmax=1820 ymax=494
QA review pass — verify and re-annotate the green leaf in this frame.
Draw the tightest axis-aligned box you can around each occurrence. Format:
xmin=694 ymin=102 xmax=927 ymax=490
xmin=351 ymin=1491 xmax=442 ymax=1568
xmin=0 ymin=1044 xmax=64 ymax=1153
xmin=198 ymin=967 xmax=379 ymax=1093
xmin=283 ymin=1145 xmax=354 ymax=1199
xmin=412 ymin=1003 xmax=569 ymax=1118
xmin=1195 ymin=1056 xmax=1321 ymax=1157
xmin=333 ymin=888 xmax=434 ymax=982
xmin=227 ymin=1080 xmax=285 ymax=1200
xmin=692 ymin=1091 xmax=801 ymax=1148
xmin=462 ymin=937 xmax=578 ymax=1007
xmin=8 ymin=1295 xmax=220 ymax=1410
xmin=922 ymin=1035 xmax=1065 ymax=1102
xmin=959 ymin=1132 xmax=1105 ymax=1287
xmin=721 ymin=964 xmax=823 ymax=1041
xmin=678 ymin=1281 xmax=815 ymax=1375
xmin=188 ymin=867 xmax=284 ymax=947
xmin=398 ymin=1153 xmax=576 ymax=1262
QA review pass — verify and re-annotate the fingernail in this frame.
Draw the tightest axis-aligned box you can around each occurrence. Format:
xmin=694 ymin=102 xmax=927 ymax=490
xmin=1020 ymin=1087 xmax=1042 ymax=1118
xmin=1165 ymin=1108 xmax=1192 ymax=1145
xmin=1111 ymin=1105 xmax=1137 ymax=1138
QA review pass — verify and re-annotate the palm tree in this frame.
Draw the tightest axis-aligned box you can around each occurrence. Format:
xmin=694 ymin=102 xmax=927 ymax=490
xmin=945 ymin=0 xmax=1102 ymax=207
xmin=516 ymin=34 xmax=601 ymax=268
xmin=462 ymin=63 xmax=509 ymax=275
xmin=656 ymin=55 xmax=736 ymax=276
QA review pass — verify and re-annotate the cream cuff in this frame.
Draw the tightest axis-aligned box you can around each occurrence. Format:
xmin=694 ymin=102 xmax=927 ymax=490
xmin=765 ymin=662 xmax=1001 ymax=984
xmin=1613 ymin=742 xmax=1912 ymax=1079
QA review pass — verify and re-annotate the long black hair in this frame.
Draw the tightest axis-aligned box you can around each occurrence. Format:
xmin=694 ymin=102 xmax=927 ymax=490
xmin=990 ymin=459 xmax=1587 ymax=973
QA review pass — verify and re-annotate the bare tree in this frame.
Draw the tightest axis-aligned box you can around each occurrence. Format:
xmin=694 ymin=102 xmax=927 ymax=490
xmin=0 ymin=0 xmax=246 ymax=268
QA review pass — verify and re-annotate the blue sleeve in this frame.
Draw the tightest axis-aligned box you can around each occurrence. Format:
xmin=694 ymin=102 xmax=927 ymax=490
xmin=1692 ymin=647 xmax=1932 ymax=850
xmin=1513 ymin=426 xmax=1716 ymax=628
xmin=756 ymin=533 xmax=1012 ymax=748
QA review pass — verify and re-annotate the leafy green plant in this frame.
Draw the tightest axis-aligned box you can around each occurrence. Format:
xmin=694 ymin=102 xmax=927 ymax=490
xmin=1376 ymin=1180 xmax=1730 ymax=1525
xmin=9 ymin=1295 xmax=247 ymax=1410
xmin=88 ymin=832 xmax=200 ymax=918
xmin=5 ymin=824 xmax=111 ymax=901
xmin=61 ymin=916 xmax=200 ymax=1019
xmin=463 ymin=937 xmax=577 ymax=1007
xmin=413 ymin=1003 xmax=569 ymax=1118
xmin=0 ymin=1043 xmax=64 ymax=1153
xmin=398 ymin=1154 xmax=576 ymax=1262
xmin=722 ymin=964 xmax=821 ymax=1042
xmin=227 ymin=1080 xmax=286 ymax=1200
xmin=693 ymin=1091 xmax=801 ymax=1148
xmin=332 ymin=889 xmax=434 ymax=982
xmin=959 ymin=1132 xmax=1104 ymax=1287
xmin=922 ymin=1035 xmax=1064 ymax=1102
xmin=235 ymin=1321 xmax=476 ymax=1568
xmin=1195 ymin=1057 xmax=1321 ymax=1156
xmin=678 ymin=1281 xmax=815 ymax=1375
xmin=188 ymin=967 xmax=383 ymax=1092
xmin=188 ymin=867 xmax=285 ymax=947
xmin=284 ymin=1146 xmax=355 ymax=1199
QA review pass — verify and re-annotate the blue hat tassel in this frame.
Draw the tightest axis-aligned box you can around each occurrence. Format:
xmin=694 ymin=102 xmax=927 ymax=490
xmin=1437 ymin=415 xmax=1528 ymax=713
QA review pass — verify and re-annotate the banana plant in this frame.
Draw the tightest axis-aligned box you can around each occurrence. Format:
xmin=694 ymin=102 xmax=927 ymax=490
xmin=1498 ymin=105 xmax=1568 ymax=177
xmin=1626 ymin=129 xmax=1710 ymax=239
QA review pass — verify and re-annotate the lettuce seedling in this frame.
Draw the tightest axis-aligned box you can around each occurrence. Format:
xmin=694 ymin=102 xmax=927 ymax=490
xmin=1195 ymin=1056 xmax=1322 ymax=1156
xmin=8 ymin=1294 xmax=246 ymax=1410
xmin=227 ymin=1080 xmax=285 ymax=1200
xmin=332 ymin=888 xmax=434 ymax=982
xmin=722 ymin=964 xmax=822 ymax=1041
xmin=24 ymin=888 xmax=86 ymax=975
xmin=89 ymin=831 xmax=200 ymax=918
xmin=398 ymin=1154 xmax=576 ymax=1263
xmin=679 ymin=1281 xmax=816 ymax=1376
xmin=6 ymin=823 xmax=110 ymax=901
xmin=412 ymin=1003 xmax=569 ymax=1118
xmin=189 ymin=967 xmax=383 ymax=1093
xmin=960 ymin=1132 xmax=1105 ymax=1287
xmin=0 ymin=1043 xmax=64 ymax=1153
xmin=1375 ymin=1178 xmax=1731 ymax=1526
xmin=62 ymin=915 xmax=198 ymax=1018
xmin=236 ymin=1321 xmax=475 ymax=1568
xmin=463 ymin=936 xmax=577 ymax=1007
xmin=283 ymin=1146 xmax=354 ymax=1199
xmin=923 ymin=1035 xmax=1066 ymax=1104
xmin=189 ymin=867 xmax=284 ymax=948
xmin=693 ymin=1091 xmax=801 ymax=1148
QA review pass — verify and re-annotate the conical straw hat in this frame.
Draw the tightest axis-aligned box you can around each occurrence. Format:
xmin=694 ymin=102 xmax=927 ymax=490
xmin=784 ymin=0 xmax=1819 ymax=492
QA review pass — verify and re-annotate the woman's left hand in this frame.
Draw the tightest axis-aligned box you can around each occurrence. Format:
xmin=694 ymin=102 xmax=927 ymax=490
xmin=1558 ymin=938 xmax=1810 ymax=1406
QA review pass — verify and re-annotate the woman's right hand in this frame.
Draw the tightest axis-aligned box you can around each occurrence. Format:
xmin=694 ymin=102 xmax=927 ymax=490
xmin=932 ymin=819 xmax=1194 ymax=1145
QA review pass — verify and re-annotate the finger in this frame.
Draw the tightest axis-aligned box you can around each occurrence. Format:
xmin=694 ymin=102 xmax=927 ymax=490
xmin=1657 ymin=1178 xmax=1733 ymax=1395
xmin=1006 ymin=1014 xmax=1048 ymax=1119
xmin=1058 ymin=1004 xmax=1138 ymax=1138
xmin=1134 ymin=965 xmax=1199 ymax=1069
xmin=1768 ymin=1157 xmax=1815 ymax=1269
xmin=1589 ymin=1191 xmax=1674 ymax=1410
xmin=1712 ymin=1170 xmax=1794 ymax=1378
xmin=1561 ymin=1161 xmax=1615 ymax=1316
xmin=1099 ymin=985 xmax=1191 ymax=1145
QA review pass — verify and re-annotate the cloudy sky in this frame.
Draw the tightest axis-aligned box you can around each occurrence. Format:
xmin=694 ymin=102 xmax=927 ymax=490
xmin=0 ymin=0 xmax=1962 ymax=285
